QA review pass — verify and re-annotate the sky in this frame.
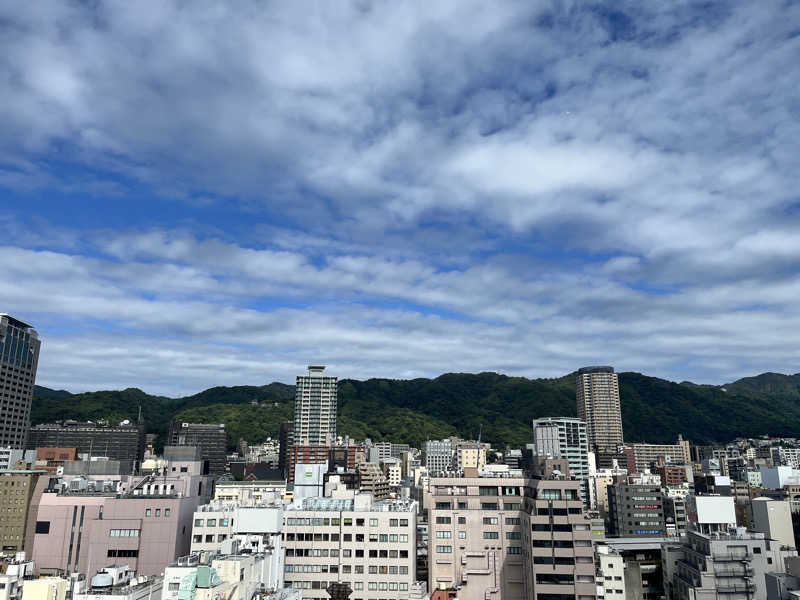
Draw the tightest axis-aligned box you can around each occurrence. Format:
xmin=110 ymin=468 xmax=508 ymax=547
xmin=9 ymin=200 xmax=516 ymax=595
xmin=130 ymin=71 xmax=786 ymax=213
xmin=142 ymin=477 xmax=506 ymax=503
xmin=1 ymin=1 xmax=799 ymax=396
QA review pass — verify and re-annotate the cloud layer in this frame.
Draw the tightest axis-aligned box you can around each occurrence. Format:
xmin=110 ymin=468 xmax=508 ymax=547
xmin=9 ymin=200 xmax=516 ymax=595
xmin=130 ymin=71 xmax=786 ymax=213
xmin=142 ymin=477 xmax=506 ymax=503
xmin=0 ymin=1 xmax=798 ymax=395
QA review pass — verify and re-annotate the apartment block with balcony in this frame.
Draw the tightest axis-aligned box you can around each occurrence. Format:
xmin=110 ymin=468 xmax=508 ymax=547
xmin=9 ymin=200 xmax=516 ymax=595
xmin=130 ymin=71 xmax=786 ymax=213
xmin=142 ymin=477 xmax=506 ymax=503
xmin=428 ymin=465 xmax=596 ymax=600
xmin=667 ymin=529 xmax=796 ymax=600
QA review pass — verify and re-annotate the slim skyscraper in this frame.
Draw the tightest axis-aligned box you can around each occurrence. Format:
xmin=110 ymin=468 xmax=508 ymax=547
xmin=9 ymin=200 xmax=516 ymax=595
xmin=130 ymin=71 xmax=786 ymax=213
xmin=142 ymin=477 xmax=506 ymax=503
xmin=576 ymin=365 xmax=623 ymax=454
xmin=0 ymin=314 xmax=41 ymax=448
xmin=294 ymin=365 xmax=337 ymax=446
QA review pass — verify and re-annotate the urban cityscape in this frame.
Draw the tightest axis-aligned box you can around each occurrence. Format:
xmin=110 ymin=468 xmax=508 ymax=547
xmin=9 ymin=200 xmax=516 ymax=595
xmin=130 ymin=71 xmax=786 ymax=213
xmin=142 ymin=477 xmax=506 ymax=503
xmin=3 ymin=314 xmax=800 ymax=600
xmin=2 ymin=2 xmax=798 ymax=600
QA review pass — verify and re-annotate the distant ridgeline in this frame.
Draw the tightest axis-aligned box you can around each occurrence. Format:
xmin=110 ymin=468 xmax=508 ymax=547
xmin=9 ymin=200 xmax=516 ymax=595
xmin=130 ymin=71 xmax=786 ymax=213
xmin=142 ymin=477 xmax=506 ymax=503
xmin=32 ymin=371 xmax=800 ymax=450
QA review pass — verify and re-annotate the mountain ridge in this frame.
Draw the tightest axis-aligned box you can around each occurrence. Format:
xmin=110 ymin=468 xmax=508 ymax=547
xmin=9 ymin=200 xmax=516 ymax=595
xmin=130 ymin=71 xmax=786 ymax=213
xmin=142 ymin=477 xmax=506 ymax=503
xmin=31 ymin=370 xmax=800 ymax=449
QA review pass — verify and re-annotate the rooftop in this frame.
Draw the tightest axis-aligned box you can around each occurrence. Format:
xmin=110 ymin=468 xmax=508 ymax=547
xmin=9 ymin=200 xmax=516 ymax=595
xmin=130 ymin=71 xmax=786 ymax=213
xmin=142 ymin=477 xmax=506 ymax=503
xmin=0 ymin=314 xmax=34 ymax=330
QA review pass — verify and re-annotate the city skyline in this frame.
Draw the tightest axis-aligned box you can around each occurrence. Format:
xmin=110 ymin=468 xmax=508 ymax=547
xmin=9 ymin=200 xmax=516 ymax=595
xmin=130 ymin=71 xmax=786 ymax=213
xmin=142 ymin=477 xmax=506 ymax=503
xmin=1 ymin=2 xmax=798 ymax=397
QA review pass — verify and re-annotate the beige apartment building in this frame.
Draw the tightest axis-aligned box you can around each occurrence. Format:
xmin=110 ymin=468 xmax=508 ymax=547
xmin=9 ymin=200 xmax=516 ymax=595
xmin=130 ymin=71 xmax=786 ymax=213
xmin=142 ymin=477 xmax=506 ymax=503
xmin=428 ymin=463 xmax=597 ymax=600
xmin=0 ymin=468 xmax=50 ymax=554
xmin=293 ymin=366 xmax=338 ymax=447
xmin=576 ymin=366 xmax=623 ymax=456
xmin=283 ymin=494 xmax=417 ymax=600
xmin=630 ymin=437 xmax=691 ymax=472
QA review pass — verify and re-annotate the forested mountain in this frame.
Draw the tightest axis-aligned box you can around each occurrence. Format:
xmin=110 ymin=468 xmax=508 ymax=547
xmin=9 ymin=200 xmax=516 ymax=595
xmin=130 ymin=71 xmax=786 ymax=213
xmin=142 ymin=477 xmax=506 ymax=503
xmin=32 ymin=371 xmax=800 ymax=450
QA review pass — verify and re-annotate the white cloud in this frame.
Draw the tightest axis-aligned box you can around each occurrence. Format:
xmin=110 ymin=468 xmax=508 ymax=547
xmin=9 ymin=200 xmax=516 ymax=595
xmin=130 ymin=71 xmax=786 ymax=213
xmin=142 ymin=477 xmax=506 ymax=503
xmin=0 ymin=1 xmax=798 ymax=393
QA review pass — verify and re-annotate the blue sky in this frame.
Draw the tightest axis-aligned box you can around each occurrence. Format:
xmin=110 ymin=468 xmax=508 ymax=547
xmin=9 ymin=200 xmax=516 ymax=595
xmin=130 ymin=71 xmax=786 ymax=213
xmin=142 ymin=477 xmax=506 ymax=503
xmin=1 ymin=1 xmax=799 ymax=395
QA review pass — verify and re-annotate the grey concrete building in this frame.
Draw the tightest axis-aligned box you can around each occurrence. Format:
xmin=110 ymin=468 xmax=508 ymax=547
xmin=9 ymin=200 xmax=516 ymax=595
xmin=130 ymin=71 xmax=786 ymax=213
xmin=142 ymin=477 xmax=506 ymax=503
xmin=752 ymin=498 xmax=796 ymax=550
xmin=167 ymin=422 xmax=227 ymax=474
xmin=293 ymin=366 xmax=338 ymax=447
xmin=28 ymin=421 xmax=146 ymax=466
xmin=666 ymin=529 xmax=797 ymax=599
xmin=607 ymin=483 xmax=665 ymax=537
xmin=576 ymin=366 xmax=623 ymax=457
xmin=0 ymin=314 xmax=41 ymax=449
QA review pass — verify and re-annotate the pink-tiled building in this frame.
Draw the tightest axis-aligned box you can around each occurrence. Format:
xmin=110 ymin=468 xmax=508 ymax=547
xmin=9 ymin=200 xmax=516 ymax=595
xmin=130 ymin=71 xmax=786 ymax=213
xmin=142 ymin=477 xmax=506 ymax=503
xmin=31 ymin=447 xmax=211 ymax=577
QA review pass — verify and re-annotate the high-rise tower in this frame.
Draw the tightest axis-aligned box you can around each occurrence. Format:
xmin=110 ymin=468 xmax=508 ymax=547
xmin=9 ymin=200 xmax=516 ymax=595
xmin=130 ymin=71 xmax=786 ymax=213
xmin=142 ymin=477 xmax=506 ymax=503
xmin=294 ymin=365 xmax=337 ymax=446
xmin=0 ymin=314 xmax=41 ymax=448
xmin=576 ymin=365 xmax=623 ymax=455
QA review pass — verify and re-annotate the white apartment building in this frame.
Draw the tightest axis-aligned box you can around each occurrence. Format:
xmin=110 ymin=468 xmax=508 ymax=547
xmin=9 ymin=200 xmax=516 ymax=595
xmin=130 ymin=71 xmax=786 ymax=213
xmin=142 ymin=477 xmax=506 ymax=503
xmin=532 ymin=417 xmax=590 ymax=506
xmin=190 ymin=504 xmax=285 ymax=582
xmin=0 ymin=554 xmax=34 ymax=600
xmin=588 ymin=466 xmax=626 ymax=516
xmin=595 ymin=545 xmax=625 ymax=600
xmin=0 ymin=448 xmax=34 ymax=470
xmin=283 ymin=494 xmax=417 ymax=600
xmin=381 ymin=459 xmax=402 ymax=487
xmin=293 ymin=366 xmax=338 ymax=446
xmin=423 ymin=440 xmax=453 ymax=473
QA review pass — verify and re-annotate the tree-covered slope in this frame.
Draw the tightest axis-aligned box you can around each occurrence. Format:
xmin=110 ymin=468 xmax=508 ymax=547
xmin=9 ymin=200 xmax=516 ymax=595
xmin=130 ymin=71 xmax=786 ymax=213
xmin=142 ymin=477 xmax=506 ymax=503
xmin=31 ymin=371 xmax=800 ymax=449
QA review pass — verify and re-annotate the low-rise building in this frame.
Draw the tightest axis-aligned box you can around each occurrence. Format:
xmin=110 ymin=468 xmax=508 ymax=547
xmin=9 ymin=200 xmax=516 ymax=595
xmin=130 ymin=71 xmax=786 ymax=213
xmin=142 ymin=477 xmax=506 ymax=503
xmin=666 ymin=529 xmax=797 ymax=599
xmin=594 ymin=544 xmax=625 ymax=600
xmin=0 ymin=448 xmax=35 ymax=470
xmin=22 ymin=577 xmax=69 ymax=600
xmin=190 ymin=505 xmax=284 ymax=587
xmin=32 ymin=449 xmax=212 ymax=577
xmin=163 ymin=551 xmax=276 ymax=600
xmin=0 ymin=553 xmax=34 ymax=600
xmin=357 ymin=462 xmax=391 ymax=500
xmin=74 ymin=565 xmax=162 ymax=600
xmin=214 ymin=480 xmax=287 ymax=505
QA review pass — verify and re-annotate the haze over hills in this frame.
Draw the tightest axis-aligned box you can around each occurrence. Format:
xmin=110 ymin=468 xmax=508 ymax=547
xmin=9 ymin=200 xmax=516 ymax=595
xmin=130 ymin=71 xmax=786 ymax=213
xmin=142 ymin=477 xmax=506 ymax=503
xmin=32 ymin=371 xmax=800 ymax=450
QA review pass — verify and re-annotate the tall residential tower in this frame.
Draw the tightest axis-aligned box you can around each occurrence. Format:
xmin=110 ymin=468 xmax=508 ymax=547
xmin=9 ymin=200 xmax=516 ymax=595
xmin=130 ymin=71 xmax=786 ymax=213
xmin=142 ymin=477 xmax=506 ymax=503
xmin=0 ymin=314 xmax=41 ymax=448
xmin=293 ymin=365 xmax=338 ymax=446
xmin=576 ymin=366 xmax=623 ymax=455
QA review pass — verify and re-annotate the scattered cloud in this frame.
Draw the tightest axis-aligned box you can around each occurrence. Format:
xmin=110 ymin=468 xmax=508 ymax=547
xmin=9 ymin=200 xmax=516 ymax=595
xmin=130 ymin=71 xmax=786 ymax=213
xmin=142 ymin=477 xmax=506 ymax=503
xmin=0 ymin=1 xmax=798 ymax=394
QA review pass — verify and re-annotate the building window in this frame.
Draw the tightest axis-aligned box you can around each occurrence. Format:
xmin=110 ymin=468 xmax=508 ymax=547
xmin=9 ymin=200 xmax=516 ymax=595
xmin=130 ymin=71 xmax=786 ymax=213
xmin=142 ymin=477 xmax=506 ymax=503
xmin=436 ymin=545 xmax=452 ymax=553
xmin=35 ymin=521 xmax=50 ymax=534
xmin=168 ymin=583 xmax=180 ymax=591
xmin=107 ymin=549 xmax=139 ymax=558
xmin=146 ymin=509 xmax=152 ymax=517
xmin=194 ymin=519 xmax=203 ymax=527
xmin=155 ymin=509 xmax=161 ymax=517
xmin=483 ymin=531 xmax=499 ymax=539
xmin=369 ymin=518 xmax=378 ymax=527
xmin=207 ymin=519 xmax=216 ymax=527
xmin=165 ymin=509 xmax=171 ymax=517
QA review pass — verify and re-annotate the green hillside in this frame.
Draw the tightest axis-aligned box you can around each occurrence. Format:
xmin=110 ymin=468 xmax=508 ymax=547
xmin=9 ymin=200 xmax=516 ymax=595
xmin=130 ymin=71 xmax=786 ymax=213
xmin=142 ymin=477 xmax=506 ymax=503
xmin=31 ymin=371 xmax=800 ymax=450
